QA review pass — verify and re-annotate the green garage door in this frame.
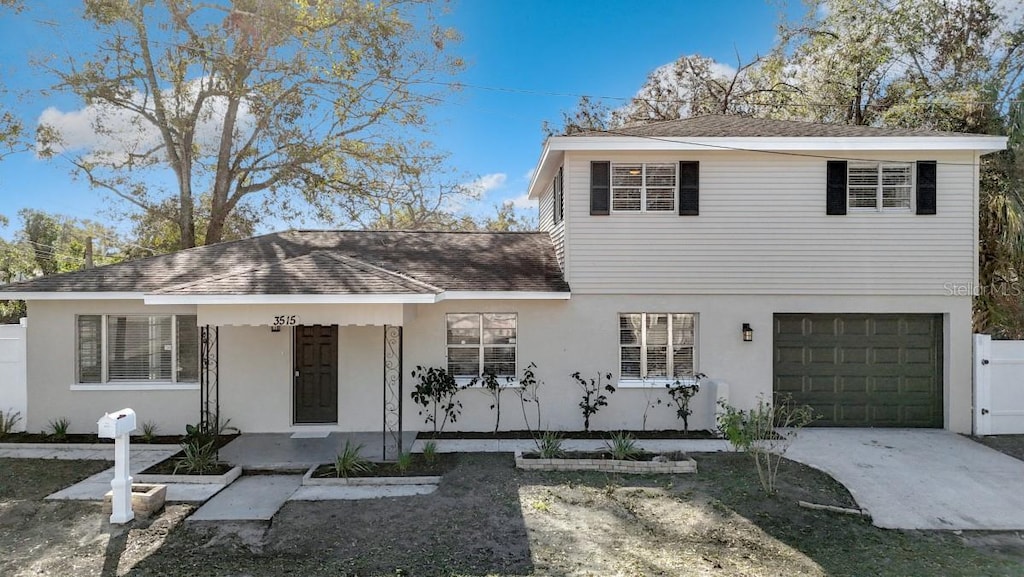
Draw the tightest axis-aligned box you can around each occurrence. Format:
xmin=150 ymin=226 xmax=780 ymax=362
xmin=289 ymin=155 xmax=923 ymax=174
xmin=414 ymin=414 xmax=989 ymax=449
xmin=773 ymin=314 xmax=943 ymax=428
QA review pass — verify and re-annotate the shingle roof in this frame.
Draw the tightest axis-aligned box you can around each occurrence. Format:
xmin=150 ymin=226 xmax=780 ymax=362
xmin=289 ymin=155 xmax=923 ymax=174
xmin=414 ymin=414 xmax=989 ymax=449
xmin=0 ymin=230 xmax=570 ymax=295
xmin=574 ymin=114 xmax=990 ymax=138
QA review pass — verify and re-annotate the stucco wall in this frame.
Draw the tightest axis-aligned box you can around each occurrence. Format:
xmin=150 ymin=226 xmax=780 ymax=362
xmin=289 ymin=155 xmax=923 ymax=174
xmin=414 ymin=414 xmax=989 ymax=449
xmin=25 ymin=300 xmax=199 ymax=434
xmin=25 ymin=293 xmax=973 ymax=435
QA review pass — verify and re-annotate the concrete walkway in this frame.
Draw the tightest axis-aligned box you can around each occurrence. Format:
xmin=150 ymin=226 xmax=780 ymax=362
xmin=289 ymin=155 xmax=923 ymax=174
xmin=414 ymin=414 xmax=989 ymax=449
xmin=189 ymin=475 xmax=303 ymax=521
xmin=787 ymin=428 xmax=1024 ymax=530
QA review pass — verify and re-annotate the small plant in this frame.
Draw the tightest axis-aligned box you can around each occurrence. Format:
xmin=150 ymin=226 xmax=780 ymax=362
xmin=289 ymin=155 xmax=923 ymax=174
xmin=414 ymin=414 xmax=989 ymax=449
xmin=421 ymin=440 xmax=439 ymax=464
xmin=571 ymin=371 xmax=615 ymax=432
xmin=717 ymin=395 xmax=817 ymax=494
xmin=395 ymin=451 xmax=414 ymax=475
xmin=334 ymin=441 xmax=372 ymax=478
xmin=0 ymin=408 xmax=22 ymax=438
xmin=410 ymin=366 xmax=464 ymax=434
xmin=174 ymin=438 xmax=218 ymax=474
xmin=139 ymin=420 xmax=159 ymax=443
xmin=513 ymin=362 xmax=544 ymax=437
xmin=48 ymin=417 xmax=71 ymax=441
xmin=535 ymin=431 xmax=564 ymax=459
xmin=478 ymin=370 xmax=510 ymax=434
xmin=605 ymin=431 xmax=642 ymax=461
xmin=664 ymin=374 xmax=705 ymax=433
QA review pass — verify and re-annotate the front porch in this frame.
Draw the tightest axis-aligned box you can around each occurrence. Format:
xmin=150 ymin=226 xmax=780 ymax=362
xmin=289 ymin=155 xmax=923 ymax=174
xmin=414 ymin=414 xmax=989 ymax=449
xmin=217 ymin=431 xmax=420 ymax=469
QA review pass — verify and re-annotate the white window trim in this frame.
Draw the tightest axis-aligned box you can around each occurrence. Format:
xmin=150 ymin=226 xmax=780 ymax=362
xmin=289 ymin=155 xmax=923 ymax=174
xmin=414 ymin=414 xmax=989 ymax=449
xmin=618 ymin=313 xmax=698 ymax=386
xmin=76 ymin=313 xmax=198 ymax=386
xmin=847 ymin=161 xmax=914 ymax=213
xmin=445 ymin=313 xmax=518 ymax=381
xmin=610 ymin=162 xmax=677 ymax=214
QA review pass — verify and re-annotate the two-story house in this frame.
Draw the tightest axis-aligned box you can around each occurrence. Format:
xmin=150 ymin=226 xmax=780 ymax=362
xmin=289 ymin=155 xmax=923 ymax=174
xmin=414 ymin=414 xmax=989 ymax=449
xmin=1 ymin=115 xmax=1006 ymax=437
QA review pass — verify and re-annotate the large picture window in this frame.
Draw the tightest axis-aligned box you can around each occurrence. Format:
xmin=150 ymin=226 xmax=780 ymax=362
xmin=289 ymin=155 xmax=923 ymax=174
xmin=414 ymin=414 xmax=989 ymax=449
xmin=611 ymin=163 xmax=676 ymax=213
xmin=76 ymin=314 xmax=198 ymax=384
xmin=848 ymin=162 xmax=913 ymax=211
xmin=619 ymin=313 xmax=696 ymax=381
xmin=446 ymin=313 xmax=517 ymax=379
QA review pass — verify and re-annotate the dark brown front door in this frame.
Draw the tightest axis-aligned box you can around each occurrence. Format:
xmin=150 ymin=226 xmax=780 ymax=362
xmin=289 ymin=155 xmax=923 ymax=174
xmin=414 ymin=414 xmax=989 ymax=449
xmin=294 ymin=325 xmax=339 ymax=424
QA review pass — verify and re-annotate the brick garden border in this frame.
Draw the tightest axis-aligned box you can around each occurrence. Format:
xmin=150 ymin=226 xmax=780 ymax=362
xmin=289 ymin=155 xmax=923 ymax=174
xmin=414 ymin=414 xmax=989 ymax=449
xmin=514 ymin=451 xmax=697 ymax=474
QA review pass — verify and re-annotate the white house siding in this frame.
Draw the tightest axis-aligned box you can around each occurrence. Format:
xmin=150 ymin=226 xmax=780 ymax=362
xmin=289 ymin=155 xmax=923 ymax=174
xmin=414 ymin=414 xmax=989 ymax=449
xmin=562 ymin=150 xmax=977 ymax=295
xmin=537 ymin=176 xmax=566 ymax=269
xmin=0 ymin=321 xmax=27 ymax=432
xmin=24 ymin=300 xmax=199 ymax=435
xmin=26 ymin=292 xmax=973 ymax=434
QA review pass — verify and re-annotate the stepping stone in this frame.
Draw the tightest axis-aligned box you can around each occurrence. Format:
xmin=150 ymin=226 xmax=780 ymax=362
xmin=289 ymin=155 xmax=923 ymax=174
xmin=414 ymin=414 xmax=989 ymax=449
xmin=188 ymin=475 xmax=301 ymax=522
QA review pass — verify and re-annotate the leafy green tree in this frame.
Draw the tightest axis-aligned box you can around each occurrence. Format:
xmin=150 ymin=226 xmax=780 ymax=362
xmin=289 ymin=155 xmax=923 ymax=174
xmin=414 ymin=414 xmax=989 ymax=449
xmin=39 ymin=0 xmax=463 ymax=249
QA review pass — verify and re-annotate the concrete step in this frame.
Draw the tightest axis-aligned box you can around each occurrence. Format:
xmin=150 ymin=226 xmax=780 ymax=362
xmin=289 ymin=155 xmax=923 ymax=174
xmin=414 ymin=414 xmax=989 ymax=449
xmin=188 ymin=475 xmax=302 ymax=522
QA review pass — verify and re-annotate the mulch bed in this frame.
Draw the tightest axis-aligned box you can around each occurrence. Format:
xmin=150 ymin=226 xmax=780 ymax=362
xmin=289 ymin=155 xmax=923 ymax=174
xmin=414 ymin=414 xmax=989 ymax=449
xmin=140 ymin=454 xmax=235 ymax=476
xmin=0 ymin=432 xmax=186 ymax=444
xmin=421 ymin=429 xmax=716 ymax=440
xmin=312 ymin=452 xmax=458 ymax=479
xmin=521 ymin=450 xmax=690 ymax=461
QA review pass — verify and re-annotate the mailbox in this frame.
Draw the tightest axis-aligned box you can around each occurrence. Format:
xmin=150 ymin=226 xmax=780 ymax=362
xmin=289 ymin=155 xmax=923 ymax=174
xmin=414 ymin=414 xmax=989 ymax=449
xmin=97 ymin=408 xmax=137 ymax=439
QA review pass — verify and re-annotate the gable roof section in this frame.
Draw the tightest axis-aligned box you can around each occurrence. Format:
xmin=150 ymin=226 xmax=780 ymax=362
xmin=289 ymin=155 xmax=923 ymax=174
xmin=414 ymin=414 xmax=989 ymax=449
xmin=0 ymin=230 xmax=570 ymax=300
xmin=528 ymin=114 xmax=1008 ymax=199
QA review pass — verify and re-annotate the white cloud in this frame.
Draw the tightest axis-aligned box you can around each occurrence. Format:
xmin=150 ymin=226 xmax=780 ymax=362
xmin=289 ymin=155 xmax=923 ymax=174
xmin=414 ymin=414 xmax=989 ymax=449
xmin=37 ymin=78 xmax=255 ymax=165
xmin=508 ymin=192 xmax=537 ymax=209
xmin=464 ymin=172 xmax=507 ymax=197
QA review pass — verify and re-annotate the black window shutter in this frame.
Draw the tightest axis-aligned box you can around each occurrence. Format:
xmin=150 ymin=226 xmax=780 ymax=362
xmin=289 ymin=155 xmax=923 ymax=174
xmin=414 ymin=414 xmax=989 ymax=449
xmin=678 ymin=161 xmax=699 ymax=216
xmin=590 ymin=161 xmax=610 ymax=216
xmin=916 ymin=161 xmax=937 ymax=215
xmin=556 ymin=166 xmax=564 ymax=223
xmin=826 ymin=160 xmax=847 ymax=215
xmin=552 ymin=172 xmax=561 ymax=224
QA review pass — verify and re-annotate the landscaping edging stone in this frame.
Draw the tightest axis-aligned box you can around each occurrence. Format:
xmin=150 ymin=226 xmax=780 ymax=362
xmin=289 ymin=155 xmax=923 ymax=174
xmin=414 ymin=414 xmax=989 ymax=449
xmin=103 ymin=483 xmax=167 ymax=517
xmin=514 ymin=451 xmax=697 ymax=474
xmin=0 ymin=442 xmax=174 ymax=451
xmin=301 ymin=465 xmax=441 ymax=486
xmin=135 ymin=465 xmax=242 ymax=485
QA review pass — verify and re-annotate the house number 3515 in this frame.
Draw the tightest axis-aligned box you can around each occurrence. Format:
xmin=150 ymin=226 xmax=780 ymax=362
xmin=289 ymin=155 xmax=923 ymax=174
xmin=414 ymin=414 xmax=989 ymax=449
xmin=272 ymin=315 xmax=298 ymax=326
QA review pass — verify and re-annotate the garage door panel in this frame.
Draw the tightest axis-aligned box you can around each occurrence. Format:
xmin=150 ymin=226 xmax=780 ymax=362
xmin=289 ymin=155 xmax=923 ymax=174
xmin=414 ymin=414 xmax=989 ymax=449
xmin=774 ymin=314 xmax=942 ymax=428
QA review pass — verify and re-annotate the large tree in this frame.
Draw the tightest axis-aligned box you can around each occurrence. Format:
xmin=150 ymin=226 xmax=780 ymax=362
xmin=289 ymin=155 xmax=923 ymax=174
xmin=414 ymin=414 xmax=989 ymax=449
xmin=38 ymin=0 xmax=463 ymax=249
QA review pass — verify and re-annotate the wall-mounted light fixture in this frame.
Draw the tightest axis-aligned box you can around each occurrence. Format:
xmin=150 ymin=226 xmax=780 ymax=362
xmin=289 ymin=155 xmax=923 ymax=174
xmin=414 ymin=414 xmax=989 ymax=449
xmin=271 ymin=325 xmax=281 ymax=333
xmin=742 ymin=323 xmax=753 ymax=342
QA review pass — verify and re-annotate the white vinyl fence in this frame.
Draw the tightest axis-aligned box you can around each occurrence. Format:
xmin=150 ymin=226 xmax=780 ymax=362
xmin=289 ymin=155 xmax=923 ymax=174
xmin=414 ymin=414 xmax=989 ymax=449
xmin=0 ymin=319 xmax=27 ymax=432
xmin=974 ymin=333 xmax=1024 ymax=435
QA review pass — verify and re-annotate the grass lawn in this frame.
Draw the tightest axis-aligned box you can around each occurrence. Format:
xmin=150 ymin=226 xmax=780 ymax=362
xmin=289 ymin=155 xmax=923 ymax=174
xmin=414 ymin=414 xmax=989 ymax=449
xmin=1 ymin=453 xmax=1022 ymax=576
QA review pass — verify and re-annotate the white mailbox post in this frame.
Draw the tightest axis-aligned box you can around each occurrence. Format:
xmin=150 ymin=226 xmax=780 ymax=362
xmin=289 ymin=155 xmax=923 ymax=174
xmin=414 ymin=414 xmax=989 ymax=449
xmin=98 ymin=408 xmax=137 ymax=524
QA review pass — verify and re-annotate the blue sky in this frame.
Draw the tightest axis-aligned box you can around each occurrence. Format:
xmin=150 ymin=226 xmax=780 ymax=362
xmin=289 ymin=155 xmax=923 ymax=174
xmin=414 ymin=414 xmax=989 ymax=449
xmin=0 ymin=0 xmax=803 ymax=240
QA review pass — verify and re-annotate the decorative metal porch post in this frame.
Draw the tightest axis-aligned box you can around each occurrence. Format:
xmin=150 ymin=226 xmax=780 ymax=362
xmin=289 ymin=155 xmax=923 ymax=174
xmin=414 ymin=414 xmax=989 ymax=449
xmin=199 ymin=325 xmax=220 ymax=435
xmin=382 ymin=325 xmax=403 ymax=461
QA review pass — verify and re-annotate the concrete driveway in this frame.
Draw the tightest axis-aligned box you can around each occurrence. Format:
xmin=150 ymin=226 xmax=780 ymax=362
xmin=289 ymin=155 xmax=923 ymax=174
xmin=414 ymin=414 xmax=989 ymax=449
xmin=786 ymin=428 xmax=1024 ymax=530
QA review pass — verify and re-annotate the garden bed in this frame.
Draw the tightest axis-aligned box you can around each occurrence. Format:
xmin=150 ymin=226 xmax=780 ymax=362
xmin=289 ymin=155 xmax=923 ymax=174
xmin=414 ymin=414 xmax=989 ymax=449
xmin=515 ymin=450 xmax=697 ymax=474
xmin=307 ymin=452 xmax=458 ymax=484
xmin=0 ymin=432 xmax=187 ymax=444
xmin=420 ymin=429 xmax=715 ymax=440
xmin=137 ymin=449 xmax=241 ymax=484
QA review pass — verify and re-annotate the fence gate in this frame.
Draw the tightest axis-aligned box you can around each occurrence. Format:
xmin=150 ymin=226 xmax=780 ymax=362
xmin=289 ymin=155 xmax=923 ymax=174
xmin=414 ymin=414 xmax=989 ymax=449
xmin=0 ymin=320 xmax=27 ymax=432
xmin=974 ymin=334 xmax=1024 ymax=435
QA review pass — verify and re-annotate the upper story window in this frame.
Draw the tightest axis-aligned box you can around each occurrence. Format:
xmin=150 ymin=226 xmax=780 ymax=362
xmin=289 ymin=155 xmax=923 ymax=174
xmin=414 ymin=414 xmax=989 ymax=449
xmin=553 ymin=166 xmax=564 ymax=225
xmin=446 ymin=313 xmax=517 ymax=379
xmin=619 ymin=313 xmax=695 ymax=382
xmin=848 ymin=162 xmax=913 ymax=212
xmin=611 ymin=163 xmax=676 ymax=213
xmin=77 ymin=314 xmax=198 ymax=384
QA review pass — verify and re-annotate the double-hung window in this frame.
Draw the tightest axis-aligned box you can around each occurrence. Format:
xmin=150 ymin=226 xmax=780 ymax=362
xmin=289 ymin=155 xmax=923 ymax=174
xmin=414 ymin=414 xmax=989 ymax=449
xmin=76 ymin=314 xmax=199 ymax=384
xmin=619 ymin=313 xmax=696 ymax=382
xmin=611 ymin=163 xmax=676 ymax=212
xmin=848 ymin=162 xmax=913 ymax=211
xmin=446 ymin=313 xmax=517 ymax=379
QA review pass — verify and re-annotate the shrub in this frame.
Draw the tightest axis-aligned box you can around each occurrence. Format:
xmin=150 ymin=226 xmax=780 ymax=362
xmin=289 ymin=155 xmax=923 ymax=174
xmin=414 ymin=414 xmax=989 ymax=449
xmin=717 ymin=396 xmax=817 ymax=494
xmin=421 ymin=440 xmax=439 ymax=464
xmin=139 ymin=420 xmax=159 ymax=443
xmin=513 ymin=362 xmax=543 ymax=436
xmin=571 ymin=371 xmax=615 ymax=432
xmin=535 ymin=431 xmax=564 ymax=459
xmin=410 ymin=366 xmax=464 ymax=434
xmin=664 ymin=374 xmax=705 ymax=433
xmin=48 ymin=417 xmax=71 ymax=441
xmin=395 ymin=451 xmax=413 ymax=474
xmin=174 ymin=438 xmax=218 ymax=474
xmin=0 ymin=408 xmax=22 ymax=438
xmin=334 ymin=441 xmax=372 ymax=478
xmin=605 ymin=431 xmax=642 ymax=461
xmin=478 ymin=371 xmax=511 ymax=434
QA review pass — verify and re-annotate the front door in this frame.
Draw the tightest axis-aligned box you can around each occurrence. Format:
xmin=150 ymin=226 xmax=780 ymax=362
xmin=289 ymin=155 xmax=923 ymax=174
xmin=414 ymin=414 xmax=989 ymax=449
xmin=293 ymin=325 xmax=339 ymax=424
